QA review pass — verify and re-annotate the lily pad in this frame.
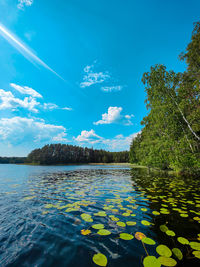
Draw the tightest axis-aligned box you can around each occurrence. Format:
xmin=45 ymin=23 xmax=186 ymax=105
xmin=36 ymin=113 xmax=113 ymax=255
xmin=92 ymin=253 xmax=107 ymax=266
xmin=189 ymin=242 xmax=200 ymax=251
xmin=142 ymin=237 xmax=156 ymax=245
xmin=172 ymin=248 xmax=183 ymax=260
xmin=97 ymin=229 xmax=111 ymax=236
xmin=152 ymin=211 xmax=160 ymax=215
xmin=158 ymin=257 xmax=177 ymax=266
xmin=81 ymin=213 xmax=93 ymax=222
xmin=166 ymin=230 xmax=175 ymax=237
xmin=177 ymin=237 xmax=189 ymax=245
xmin=143 ymin=256 xmax=161 ymax=267
xmin=141 ymin=220 xmax=151 ymax=226
xmin=126 ymin=221 xmax=136 ymax=226
xmin=92 ymin=224 xmax=104 ymax=230
xmin=117 ymin=221 xmax=126 ymax=227
xmin=156 ymin=245 xmax=172 ymax=257
xmin=160 ymin=225 xmax=168 ymax=232
xmin=192 ymin=250 xmax=200 ymax=259
xmin=119 ymin=233 xmax=134 ymax=240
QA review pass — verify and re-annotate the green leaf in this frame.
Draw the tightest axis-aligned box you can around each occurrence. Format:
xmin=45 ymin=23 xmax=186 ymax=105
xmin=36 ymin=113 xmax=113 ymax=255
xmin=152 ymin=211 xmax=160 ymax=216
xmin=92 ymin=253 xmax=108 ymax=266
xmin=192 ymin=250 xmax=200 ymax=259
xmin=172 ymin=248 xmax=183 ymax=260
xmin=177 ymin=237 xmax=189 ymax=245
xmin=126 ymin=221 xmax=136 ymax=226
xmin=166 ymin=230 xmax=175 ymax=237
xmin=117 ymin=221 xmax=126 ymax=227
xmin=81 ymin=213 xmax=93 ymax=222
xmin=158 ymin=257 xmax=177 ymax=266
xmin=119 ymin=233 xmax=134 ymax=240
xmin=160 ymin=225 xmax=168 ymax=232
xmin=189 ymin=242 xmax=200 ymax=251
xmin=142 ymin=237 xmax=156 ymax=245
xmin=141 ymin=220 xmax=151 ymax=226
xmin=92 ymin=224 xmax=104 ymax=230
xmin=143 ymin=256 xmax=161 ymax=267
xmin=156 ymin=245 xmax=172 ymax=257
xmin=97 ymin=229 xmax=111 ymax=236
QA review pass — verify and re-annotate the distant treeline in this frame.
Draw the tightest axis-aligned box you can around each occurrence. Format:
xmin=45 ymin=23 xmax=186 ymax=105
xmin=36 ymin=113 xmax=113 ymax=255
xmin=0 ymin=157 xmax=27 ymax=164
xmin=130 ymin=22 xmax=200 ymax=173
xmin=27 ymin=144 xmax=129 ymax=165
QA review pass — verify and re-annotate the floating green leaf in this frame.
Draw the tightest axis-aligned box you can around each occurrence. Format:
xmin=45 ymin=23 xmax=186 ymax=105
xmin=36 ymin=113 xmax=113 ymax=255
xmin=97 ymin=229 xmax=111 ymax=236
xmin=92 ymin=224 xmax=104 ymax=230
xmin=81 ymin=213 xmax=93 ymax=222
xmin=166 ymin=230 xmax=175 ymax=237
xmin=160 ymin=225 xmax=168 ymax=232
xmin=156 ymin=245 xmax=172 ymax=257
xmin=92 ymin=253 xmax=107 ymax=266
xmin=119 ymin=233 xmax=134 ymax=240
xmin=152 ymin=211 xmax=160 ymax=215
xmin=177 ymin=237 xmax=189 ymax=245
xmin=189 ymin=242 xmax=200 ymax=251
xmin=158 ymin=256 xmax=177 ymax=266
xmin=117 ymin=221 xmax=126 ymax=227
xmin=141 ymin=220 xmax=151 ymax=226
xmin=192 ymin=250 xmax=200 ymax=259
xmin=126 ymin=221 xmax=136 ymax=226
xmin=143 ymin=256 xmax=161 ymax=267
xmin=142 ymin=237 xmax=156 ymax=245
xmin=172 ymin=248 xmax=183 ymax=260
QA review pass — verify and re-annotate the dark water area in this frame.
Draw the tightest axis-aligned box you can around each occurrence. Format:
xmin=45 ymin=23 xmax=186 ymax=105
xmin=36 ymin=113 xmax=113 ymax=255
xmin=0 ymin=164 xmax=200 ymax=267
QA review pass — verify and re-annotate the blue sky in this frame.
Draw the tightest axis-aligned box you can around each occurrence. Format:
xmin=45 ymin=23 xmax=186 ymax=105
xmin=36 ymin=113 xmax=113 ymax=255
xmin=0 ymin=0 xmax=199 ymax=156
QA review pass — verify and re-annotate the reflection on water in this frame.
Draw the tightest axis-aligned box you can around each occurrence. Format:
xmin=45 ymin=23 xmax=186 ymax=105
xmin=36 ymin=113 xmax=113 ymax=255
xmin=0 ymin=164 xmax=199 ymax=267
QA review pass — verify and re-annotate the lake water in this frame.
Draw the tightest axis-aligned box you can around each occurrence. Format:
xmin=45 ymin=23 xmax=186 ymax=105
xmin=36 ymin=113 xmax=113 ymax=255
xmin=0 ymin=164 xmax=200 ymax=267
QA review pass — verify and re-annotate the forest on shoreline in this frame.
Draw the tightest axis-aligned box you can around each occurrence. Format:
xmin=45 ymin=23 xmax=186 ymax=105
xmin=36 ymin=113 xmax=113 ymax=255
xmin=130 ymin=22 xmax=200 ymax=174
xmin=0 ymin=144 xmax=129 ymax=165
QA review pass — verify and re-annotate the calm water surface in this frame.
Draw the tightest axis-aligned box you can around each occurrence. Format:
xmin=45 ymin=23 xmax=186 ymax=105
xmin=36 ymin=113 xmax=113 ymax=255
xmin=0 ymin=164 xmax=200 ymax=267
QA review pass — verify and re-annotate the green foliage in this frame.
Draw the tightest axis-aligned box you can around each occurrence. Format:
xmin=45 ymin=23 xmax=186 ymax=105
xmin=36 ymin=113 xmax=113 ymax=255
xmin=130 ymin=22 xmax=200 ymax=173
xmin=27 ymin=144 xmax=129 ymax=165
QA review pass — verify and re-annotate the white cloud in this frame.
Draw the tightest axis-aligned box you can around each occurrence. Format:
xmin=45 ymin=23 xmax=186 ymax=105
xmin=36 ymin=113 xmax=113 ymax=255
xmin=74 ymin=129 xmax=103 ymax=144
xmin=101 ymin=85 xmax=123 ymax=92
xmin=0 ymin=84 xmax=72 ymax=113
xmin=43 ymin=103 xmax=58 ymax=110
xmin=103 ymin=132 xmax=141 ymax=151
xmin=62 ymin=107 xmax=72 ymax=111
xmin=0 ymin=89 xmax=39 ymax=112
xmin=10 ymin=83 xmax=42 ymax=98
xmin=80 ymin=64 xmax=110 ymax=88
xmin=43 ymin=103 xmax=72 ymax=111
xmin=74 ymin=129 xmax=141 ymax=151
xmin=17 ymin=0 xmax=33 ymax=10
xmin=94 ymin=106 xmax=134 ymax=125
xmin=0 ymin=116 xmax=68 ymax=143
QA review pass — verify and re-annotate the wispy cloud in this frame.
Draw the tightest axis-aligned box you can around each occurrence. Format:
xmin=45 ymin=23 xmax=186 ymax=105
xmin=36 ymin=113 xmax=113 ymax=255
xmin=17 ymin=0 xmax=33 ymax=10
xmin=101 ymin=85 xmax=123 ymax=92
xmin=94 ymin=106 xmax=134 ymax=125
xmin=43 ymin=103 xmax=72 ymax=111
xmin=0 ymin=23 xmax=64 ymax=80
xmin=80 ymin=64 xmax=110 ymax=88
xmin=10 ymin=83 xmax=42 ymax=98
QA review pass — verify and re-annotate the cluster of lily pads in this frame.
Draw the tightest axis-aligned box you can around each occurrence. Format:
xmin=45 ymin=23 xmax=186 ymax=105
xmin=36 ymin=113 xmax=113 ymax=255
xmin=19 ymin=169 xmax=200 ymax=266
